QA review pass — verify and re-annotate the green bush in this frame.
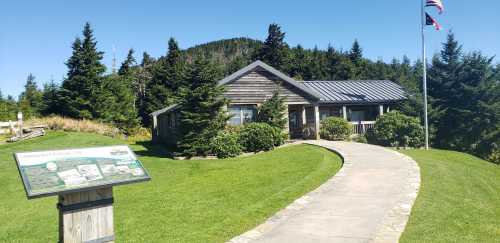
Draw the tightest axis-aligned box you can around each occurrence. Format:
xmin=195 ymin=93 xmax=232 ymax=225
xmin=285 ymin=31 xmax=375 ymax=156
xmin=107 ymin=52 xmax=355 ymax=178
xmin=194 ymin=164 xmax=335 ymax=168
xmin=320 ymin=117 xmax=352 ymax=140
xmin=239 ymin=123 xmax=278 ymax=152
xmin=210 ymin=130 xmax=242 ymax=158
xmin=366 ymin=111 xmax=424 ymax=148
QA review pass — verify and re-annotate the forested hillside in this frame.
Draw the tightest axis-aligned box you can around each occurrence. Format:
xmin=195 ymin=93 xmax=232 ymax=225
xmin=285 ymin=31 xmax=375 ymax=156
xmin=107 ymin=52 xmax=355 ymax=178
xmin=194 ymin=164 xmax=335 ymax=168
xmin=0 ymin=23 xmax=498 ymax=163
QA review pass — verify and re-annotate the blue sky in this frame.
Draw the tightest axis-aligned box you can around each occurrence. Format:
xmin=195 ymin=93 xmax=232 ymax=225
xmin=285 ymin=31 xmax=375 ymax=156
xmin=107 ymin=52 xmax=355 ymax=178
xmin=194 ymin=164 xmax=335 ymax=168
xmin=1 ymin=0 xmax=499 ymax=98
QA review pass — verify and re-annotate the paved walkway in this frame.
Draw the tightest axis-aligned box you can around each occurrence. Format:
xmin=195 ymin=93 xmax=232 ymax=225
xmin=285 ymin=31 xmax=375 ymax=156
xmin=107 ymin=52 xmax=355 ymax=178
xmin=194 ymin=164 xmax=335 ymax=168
xmin=229 ymin=141 xmax=420 ymax=243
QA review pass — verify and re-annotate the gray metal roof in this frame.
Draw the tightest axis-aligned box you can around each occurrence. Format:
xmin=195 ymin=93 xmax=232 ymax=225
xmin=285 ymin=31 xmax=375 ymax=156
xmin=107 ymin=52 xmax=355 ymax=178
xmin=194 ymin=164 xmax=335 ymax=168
xmin=299 ymin=80 xmax=407 ymax=104
xmin=150 ymin=104 xmax=179 ymax=117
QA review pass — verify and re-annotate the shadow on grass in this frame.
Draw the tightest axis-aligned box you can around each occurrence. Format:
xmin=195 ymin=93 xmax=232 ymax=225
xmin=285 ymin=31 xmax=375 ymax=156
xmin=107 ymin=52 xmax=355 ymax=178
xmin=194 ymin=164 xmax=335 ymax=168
xmin=133 ymin=140 xmax=176 ymax=159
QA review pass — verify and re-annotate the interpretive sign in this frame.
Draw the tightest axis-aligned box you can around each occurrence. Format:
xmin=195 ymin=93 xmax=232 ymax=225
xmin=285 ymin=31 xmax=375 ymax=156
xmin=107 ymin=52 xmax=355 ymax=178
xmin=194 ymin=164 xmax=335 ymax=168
xmin=15 ymin=145 xmax=150 ymax=199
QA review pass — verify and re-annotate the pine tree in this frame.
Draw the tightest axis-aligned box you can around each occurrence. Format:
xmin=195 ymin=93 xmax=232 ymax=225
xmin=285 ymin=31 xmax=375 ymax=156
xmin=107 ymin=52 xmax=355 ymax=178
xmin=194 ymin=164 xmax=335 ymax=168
xmin=60 ymin=22 xmax=105 ymax=119
xmin=18 ymin=73 xmax=43 ymax=118
xmin=177 ymin=57 xmax=228 ymax=156
xmin=257 ymin=89 xmax=287 ymax=129
xmin=253 ymin=24 xmax=290 ymax=71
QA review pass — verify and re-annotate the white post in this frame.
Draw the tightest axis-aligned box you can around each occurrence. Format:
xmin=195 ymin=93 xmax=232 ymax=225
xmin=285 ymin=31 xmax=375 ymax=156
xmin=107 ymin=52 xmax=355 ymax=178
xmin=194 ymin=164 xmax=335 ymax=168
xmin=379 ymin=104 xmax=384 ymax=116
xmin=421 ymin=0 xmax=430 ymax=149
xmin=314 ymin=104 xmax=320 ymax=140
xmin=342 ymin=106 xmax=347 ymax=120
xmin=17 ymin=112 xmax=23 ymax=137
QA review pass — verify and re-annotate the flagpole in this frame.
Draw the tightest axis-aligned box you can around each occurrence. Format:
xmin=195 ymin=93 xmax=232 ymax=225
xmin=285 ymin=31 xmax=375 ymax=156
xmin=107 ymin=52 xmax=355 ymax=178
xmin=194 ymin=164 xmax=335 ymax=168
xmin=421 ymin=0 xmax=430 ymax=150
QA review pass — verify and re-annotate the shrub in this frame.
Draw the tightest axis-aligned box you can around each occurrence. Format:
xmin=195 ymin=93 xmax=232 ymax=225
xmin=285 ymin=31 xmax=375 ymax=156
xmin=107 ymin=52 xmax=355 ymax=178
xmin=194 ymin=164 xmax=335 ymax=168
xmin=239 ymin=123 xmax=278 ymax=152
xmin=210 ymin=130 xmax=242 ymax=158
xmin=320 ymin=117 xmax=352 ymax=140
xmin=366 ymin=111 xmax=424 ymax=148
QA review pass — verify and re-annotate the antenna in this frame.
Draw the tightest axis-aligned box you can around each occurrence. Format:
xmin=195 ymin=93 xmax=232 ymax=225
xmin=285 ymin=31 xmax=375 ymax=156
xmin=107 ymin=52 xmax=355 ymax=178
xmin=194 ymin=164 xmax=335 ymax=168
xmin=112 ymin=44 xmax=117 ymax=74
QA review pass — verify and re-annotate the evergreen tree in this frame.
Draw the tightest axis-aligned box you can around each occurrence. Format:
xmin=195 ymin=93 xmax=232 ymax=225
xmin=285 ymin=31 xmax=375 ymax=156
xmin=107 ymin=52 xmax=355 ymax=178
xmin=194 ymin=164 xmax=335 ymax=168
xmin=118 ymin=48 xmax=136 ymax=76
xmin=18 ymin=73 xmax=42 ymax=118
xmin=144 ymin=38 xmax=186 ymax=125
xmin=136 ymin=52 xmax=155 ymax=125
xmin=257 ymin=89 xmax=287 ymax=129
xmin=253 ymin=24 xmax=290 ymax=71
xmin=326 ymin=46 xmax=354 ymax=80
xmin=349 ymin=39 xmax=363 ymax=63
xmin=60 ymin=22 xmax=105 ymax=119
xmin=177 ymin=57 xmax=228 ymax=156
xmin=94 ymin=74 xmax=139 ymax=133
xmin=289 ymin=45 xmax=312 ymax=80
xmin=0 ymin=95 xmax=17 ymax=121
xmin=40 ymin=80 xmax=63 ymax=115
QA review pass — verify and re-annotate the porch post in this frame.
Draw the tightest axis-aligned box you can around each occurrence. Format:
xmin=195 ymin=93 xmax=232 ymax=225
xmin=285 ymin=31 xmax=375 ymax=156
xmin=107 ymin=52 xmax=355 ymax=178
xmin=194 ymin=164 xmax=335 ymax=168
xmin=342 ymin=106 xmax=347 ymax=120
xmin=301 ymin=105 xmax=306 ymax=126
xmin=379 ymin=104 xmax=384 ymax=117
xmin=314 ymin=104 xmax=320 ymax=140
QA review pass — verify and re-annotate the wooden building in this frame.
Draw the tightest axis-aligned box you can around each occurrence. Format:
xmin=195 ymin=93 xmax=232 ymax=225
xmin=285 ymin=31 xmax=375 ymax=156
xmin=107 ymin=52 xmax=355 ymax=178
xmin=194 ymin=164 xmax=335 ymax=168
xmin=151 ymin=60 xmax=407 ymax=145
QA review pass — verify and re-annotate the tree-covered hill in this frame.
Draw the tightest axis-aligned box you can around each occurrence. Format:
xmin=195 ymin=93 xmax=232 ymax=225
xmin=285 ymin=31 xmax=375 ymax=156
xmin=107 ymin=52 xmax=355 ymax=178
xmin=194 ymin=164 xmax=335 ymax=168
xmin=184 ymin=37 xmax=262 ymax=63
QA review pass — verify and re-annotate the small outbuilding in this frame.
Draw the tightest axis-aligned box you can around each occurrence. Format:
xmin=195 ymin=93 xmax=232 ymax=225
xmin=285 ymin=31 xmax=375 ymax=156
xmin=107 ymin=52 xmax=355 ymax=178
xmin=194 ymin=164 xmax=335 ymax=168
xmin=151 ymin=60 xmax=407 ymax=145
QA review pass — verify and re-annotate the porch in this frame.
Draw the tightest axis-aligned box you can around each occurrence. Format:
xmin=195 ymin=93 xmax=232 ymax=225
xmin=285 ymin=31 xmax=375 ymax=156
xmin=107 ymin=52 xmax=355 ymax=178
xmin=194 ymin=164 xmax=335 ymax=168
xmin=287 ymin=104 xmax=388 ymax=139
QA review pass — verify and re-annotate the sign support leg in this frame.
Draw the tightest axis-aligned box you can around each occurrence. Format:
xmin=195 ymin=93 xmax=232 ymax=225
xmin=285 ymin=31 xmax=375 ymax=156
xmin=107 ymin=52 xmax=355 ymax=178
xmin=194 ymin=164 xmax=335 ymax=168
xmin=58 ymin=187 xmax=114 ymax=243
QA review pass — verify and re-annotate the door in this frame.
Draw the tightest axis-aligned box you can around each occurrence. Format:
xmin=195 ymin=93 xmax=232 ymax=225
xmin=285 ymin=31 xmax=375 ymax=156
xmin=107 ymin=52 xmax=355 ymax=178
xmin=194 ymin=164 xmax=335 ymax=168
xmin=288 ymin=109 xmax=302 ymax=139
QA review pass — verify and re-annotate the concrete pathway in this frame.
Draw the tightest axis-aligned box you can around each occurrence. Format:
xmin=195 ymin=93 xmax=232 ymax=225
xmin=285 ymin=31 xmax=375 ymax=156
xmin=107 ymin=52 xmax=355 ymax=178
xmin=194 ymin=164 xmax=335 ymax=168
xmin=229 ymin=141 xmax=420 ymax=243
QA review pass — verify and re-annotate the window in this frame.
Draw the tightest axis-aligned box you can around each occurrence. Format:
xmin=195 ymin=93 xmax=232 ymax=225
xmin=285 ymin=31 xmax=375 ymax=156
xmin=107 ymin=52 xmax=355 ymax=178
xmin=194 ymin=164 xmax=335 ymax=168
xmin=228 ymin=105 xmax=256 ymax=125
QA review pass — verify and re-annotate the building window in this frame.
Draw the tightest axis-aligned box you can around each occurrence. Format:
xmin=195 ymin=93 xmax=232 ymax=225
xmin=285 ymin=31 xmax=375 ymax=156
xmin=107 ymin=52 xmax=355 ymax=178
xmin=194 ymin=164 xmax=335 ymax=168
xmin=228 ymin=105 xmax=256 ymax=125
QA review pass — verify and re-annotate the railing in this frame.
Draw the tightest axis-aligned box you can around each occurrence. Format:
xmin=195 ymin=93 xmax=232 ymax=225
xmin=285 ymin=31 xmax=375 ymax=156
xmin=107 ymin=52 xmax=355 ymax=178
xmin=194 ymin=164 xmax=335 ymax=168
xmin=350 ymin=121 xmax=376 ymax=134
xmin=0 ymin=121 xmax=18 ymax=135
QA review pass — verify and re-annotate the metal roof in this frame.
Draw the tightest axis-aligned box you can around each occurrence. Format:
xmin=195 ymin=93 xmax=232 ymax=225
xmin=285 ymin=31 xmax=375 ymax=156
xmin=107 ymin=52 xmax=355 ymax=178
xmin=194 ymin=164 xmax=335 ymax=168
xmin=150 ymin=104 xmax=179 ymax=117
xmin=299 ymin=80 xmax=407 ymax=104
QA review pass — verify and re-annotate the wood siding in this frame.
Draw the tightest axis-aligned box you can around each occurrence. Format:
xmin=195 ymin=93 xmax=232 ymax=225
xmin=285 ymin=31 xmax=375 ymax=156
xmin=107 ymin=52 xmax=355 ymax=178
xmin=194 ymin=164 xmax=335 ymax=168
xmin=224 ymin=67 xmax=313 ymax=104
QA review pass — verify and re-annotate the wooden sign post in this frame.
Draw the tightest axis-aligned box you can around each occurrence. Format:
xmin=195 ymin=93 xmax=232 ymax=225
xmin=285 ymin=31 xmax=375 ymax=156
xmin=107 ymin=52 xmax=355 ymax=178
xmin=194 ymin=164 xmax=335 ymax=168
xmin=14 ymin=146 xmax=150 ymax=243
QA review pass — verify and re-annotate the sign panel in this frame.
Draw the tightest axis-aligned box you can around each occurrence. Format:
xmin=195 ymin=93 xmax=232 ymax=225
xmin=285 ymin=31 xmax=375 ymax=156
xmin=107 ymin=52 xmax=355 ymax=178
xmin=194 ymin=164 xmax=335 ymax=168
xmin=15 ymin=145 xmax=151 ymax=199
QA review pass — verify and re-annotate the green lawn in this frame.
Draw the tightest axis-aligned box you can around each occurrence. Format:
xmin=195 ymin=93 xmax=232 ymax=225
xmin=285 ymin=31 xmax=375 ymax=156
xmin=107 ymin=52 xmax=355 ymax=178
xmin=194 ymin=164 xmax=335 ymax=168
xmin=400 ymin=149 xmax=500 ymax=243
xmin=0 ymin=132 xmax=342 ymax=242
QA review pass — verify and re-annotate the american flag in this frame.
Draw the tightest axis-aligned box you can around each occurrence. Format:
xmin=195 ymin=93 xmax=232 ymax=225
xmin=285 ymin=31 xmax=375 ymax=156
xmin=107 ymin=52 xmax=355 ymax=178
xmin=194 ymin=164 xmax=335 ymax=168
xmin=426 ymin=0 xmax=444 ymax=14
xmin=426 ymin=13 xmax=441 ymax=31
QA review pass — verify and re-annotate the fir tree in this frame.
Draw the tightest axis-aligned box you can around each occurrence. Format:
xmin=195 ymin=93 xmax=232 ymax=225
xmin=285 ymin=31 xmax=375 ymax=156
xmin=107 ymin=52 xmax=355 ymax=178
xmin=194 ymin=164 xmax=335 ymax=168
xmin=40 ymin=80 xmax=63 ymax=116
xmin=177 ymin=57 xmax=228 ymax=156
xmin=18 ymin=73 xmax=42 ymax=118
xmin=94 ymin=74 xmax=139 ymax=133
xmin=257 ymin=89 xmax=287 ymax=129
xmin=349 ymin=39 xmax=363 ymax=63
xmin=136 ymin=52 xmax=155 ymax=125
xmin=144 ymin=37 xmax=186 ymax=125
xmin=253 ymin=24 xmax=290 ymax=72
xmin=60 ymin=22 xmax=105 ymax=119
xmin=118 ymin=48 xmax=136 ymax=76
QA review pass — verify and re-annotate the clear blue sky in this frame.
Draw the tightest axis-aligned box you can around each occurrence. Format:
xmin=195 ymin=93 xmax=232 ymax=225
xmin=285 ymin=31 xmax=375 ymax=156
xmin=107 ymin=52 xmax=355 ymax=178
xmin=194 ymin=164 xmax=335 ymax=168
xmin=1 ymin=0 xmax=498 ymax=98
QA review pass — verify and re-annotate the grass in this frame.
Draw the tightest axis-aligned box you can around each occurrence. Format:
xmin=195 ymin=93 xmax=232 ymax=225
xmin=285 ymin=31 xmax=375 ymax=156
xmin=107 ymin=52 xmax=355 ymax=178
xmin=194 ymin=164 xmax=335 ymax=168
xmin=0 ymin=132 xmax=342 ymax=242
xmin=400 ymin=149 xmax=500 ymax=243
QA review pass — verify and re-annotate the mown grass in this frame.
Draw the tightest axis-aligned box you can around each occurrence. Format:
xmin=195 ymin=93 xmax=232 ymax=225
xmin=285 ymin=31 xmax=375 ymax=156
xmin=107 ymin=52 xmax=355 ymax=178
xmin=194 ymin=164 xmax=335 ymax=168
xmin=400 ymin=149 xmax=500 ymax=243
xmin=0 ymin=132 xmax=342 ymax=242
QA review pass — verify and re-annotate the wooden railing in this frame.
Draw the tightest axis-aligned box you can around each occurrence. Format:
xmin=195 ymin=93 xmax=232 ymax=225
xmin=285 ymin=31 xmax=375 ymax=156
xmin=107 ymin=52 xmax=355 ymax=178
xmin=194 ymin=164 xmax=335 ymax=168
xmin=0 ymin=121 xmax=17 ymax=135
xmin=350 ymin=121 xmax=376 ymax=134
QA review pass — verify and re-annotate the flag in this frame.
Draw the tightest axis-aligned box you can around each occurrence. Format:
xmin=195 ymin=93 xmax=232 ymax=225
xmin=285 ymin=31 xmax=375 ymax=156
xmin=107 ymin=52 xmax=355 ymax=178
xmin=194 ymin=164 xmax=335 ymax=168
xmin=426 ymin=0 xmax=444 ymax=14
xmin=426 ymin=13 xmax=441 ymax=30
